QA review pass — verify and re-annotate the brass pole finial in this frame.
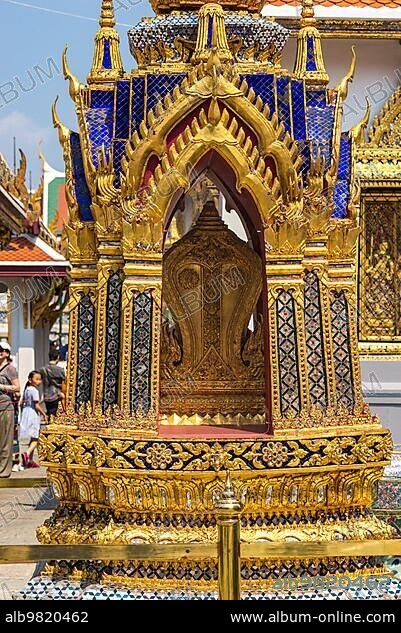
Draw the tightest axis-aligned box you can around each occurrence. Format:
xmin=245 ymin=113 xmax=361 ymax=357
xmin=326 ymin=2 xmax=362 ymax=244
xmin=215 ymin=471 xmax=242 ymax=600
xmin=100 ymin=0 xmax=116 ymax=29
xmin=301 ymin=0 xmax=316 ymax=26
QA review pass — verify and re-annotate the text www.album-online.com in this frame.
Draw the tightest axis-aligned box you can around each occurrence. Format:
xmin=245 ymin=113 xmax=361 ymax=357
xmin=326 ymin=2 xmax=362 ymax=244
xmin=230 ymin=612 xmax=396 ymax=623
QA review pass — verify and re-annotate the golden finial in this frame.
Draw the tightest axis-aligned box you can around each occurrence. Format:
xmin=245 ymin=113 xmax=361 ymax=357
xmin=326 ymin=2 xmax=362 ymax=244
xmin=333 ymin=46 xmax=357 ymax=101
xmin=62 ymin=45 xmax=82 ymax=102
xmin=100 ymin=0 xmax=116 ymax=29
xmin=350 ymin=98 xmax=370 ymax=145
xmin=301 ymin=0 xmax=316 ymax=26
xmin=52 ymin=97 xmax=71 ymax=147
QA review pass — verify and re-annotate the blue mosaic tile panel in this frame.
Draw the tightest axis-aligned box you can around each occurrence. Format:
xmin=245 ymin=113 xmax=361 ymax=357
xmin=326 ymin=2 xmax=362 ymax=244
xmin=90 ymin=89 xmax=114 ymax=111
xmin=86 ymin=90 xmax=114 ymax=166
xmin=146 ymin=73 xmax=185 ymax=113
xmin=241 ymin=74 xmax=276 ymax=114
xmin=277 ymin=75 xmax=291 ymax=135
xmin=306 ymin=89 xmax=327 ymax=108
xmin=113 ymin=140 xmax=126 ymax=187
xmin=70 ymin=132 xmax=93 ymax=221
xmin=86 ymin=109 xmax=113 ymax=165
xmin=307 ymin=104 xmax=335 ymax=164
xmin=333 ymin=133 xmax=351 ymax=219
xmin=337 ymin=133 xmax=351 ymax=180
xmin=115 ymin=80 xmax=130 ymax=139
xmin=102 ymin=40 xmax=112 ymax=69
xmin=296 ymin=140 xmax=311 ymax=180
xmin=291 ymin=80 xmax=306 ymax=140
xmin=306 ymin=36 xmax=317 ymax=71
xmin=131 ymin=76 xmax=145 ymax=133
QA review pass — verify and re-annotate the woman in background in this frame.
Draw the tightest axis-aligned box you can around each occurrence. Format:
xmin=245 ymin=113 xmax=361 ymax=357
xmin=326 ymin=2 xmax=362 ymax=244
xmin=19 ymin=371 xmax=47 ymax=469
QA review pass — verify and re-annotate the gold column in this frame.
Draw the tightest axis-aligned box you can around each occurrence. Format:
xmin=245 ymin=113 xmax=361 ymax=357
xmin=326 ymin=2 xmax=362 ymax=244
xmin=327 ymin=220 xmax=364 ymax=409
xmin=215 ymin=473 xmax=242 ymax=602
xmin=265 ymin=221 xmax=309 ymax=423
xmin=119 ymin=252 xmax=162 ymax=430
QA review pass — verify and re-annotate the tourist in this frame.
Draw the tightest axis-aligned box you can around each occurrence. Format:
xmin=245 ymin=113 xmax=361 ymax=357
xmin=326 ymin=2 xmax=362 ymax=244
xmin=40 ymin=348 xmax=66 ymax=420
xmin=19 ymin=371 xmax=47 ymax=469
xmin=0 ymin=343 xmax=20 ymax=478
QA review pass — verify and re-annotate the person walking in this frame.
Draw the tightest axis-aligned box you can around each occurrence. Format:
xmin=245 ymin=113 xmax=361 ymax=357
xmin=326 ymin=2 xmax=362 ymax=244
xmin=19 ymin=371 xmax=47 ymax=469
xmin=40 ymin=348 xmax=66 ymax=420
xmin=0 ymin=343 xmax=20 ymax=478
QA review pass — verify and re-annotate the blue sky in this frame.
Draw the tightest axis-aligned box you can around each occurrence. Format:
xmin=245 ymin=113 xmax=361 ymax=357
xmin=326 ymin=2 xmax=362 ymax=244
xmin=0 ymin=0 xmax=152 ymax=184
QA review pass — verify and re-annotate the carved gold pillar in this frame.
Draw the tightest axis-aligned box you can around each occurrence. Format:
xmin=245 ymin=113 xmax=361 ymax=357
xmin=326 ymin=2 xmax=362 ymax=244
xmin=327 ymin=220 xmax=364 ymax=412
xmin=118 ymin=202 xmax=164 ymax=431
xmin=119 ymin=259 xmax=162 ymax=430
xmin=265 ymin=220 xmax=309 ymax=426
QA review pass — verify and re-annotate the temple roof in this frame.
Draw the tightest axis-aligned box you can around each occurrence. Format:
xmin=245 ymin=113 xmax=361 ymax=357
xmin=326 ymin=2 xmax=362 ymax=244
xmin=263 ymin=0 xmax=401 ymax=17
xmin=0 ymin=234 xmax=69 ymax=276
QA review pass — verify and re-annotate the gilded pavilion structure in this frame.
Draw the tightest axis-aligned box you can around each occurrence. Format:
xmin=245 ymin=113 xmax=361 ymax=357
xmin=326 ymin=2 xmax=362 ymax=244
xmin=27 ymin=0 xmax=401 ymax=598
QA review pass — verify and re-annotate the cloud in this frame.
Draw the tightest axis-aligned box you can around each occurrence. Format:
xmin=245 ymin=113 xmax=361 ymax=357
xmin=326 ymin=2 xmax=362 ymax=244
xmin=0 ymin=111 xmax=51 ymax=180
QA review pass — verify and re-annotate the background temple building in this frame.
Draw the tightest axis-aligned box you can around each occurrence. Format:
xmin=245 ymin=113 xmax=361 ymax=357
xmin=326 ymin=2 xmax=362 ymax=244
xmin=0 ymin=149 xmax=69 ymax=380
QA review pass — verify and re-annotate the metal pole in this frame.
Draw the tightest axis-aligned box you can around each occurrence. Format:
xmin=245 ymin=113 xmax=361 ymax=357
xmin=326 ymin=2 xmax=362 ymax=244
xmin=215 ymin=471 xmax=242 ymax=601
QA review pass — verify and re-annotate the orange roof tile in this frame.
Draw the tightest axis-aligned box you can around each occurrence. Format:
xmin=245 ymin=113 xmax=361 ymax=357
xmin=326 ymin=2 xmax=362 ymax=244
xmin=265 ymin=0 xmax=401 ymax=6
xmin=0 ymin=236 xmax=53 ymax=262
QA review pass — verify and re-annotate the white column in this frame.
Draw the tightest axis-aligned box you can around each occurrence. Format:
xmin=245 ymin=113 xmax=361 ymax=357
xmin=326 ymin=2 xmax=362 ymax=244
xmin=8 ymin=279 xmax=35 ymax=385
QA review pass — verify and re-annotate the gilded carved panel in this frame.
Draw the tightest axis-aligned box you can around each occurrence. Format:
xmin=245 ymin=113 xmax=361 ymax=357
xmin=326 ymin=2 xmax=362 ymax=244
xmin=359 ymin=194 xmax=401 ymax=343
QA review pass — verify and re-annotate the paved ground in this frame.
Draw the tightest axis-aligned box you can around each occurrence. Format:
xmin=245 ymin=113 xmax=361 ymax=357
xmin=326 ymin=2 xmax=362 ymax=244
xmin=0 ymin=465 xmax=55 ymax=599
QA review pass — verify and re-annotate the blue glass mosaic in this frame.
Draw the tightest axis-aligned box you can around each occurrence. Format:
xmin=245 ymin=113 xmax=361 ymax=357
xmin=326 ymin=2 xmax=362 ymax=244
xmin=291 ymin=80 xmax=306 ymax=140
xmin=90 ymin=89 xmax=114 ymax=111
xmin=337 ymin=133 xmax=351 ymax=180
xmin=296 ymin=140 xmax=311 ymax=179
xmin=333 ymin=133 xmax=351 ymax=219
xmin=131 ymin=76 xmax=145 ymax=133
xmin=70 ymin=132 xmax=92 ymax=221
xmin=306 ymin=89 xmax=327 ymax=108
xmin=277 ymin=75 xmax=291 ymax=135
xmin=146 ymin=73 xmax=185 ymax=113
xmin=87 ymin=90 xmax=114 ymax=166
xmin=113 ymin=140 xmax=126 ymax=187
xmin=102 ymin=40 xmax=112 ymax=70
xmin=306 ymin=104 xmax=335 ymax=164
xmin=241 ymin=74 xmax=276 ymax=115
xmin=115 ymin=80 xmax=130 ymax=139
xmin=306 ymin=36 xmax=317 ymax=72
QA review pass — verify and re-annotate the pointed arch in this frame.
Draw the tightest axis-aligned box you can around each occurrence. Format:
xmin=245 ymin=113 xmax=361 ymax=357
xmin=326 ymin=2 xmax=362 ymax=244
xmin=121 ymin=62 xmax=302 ymax=218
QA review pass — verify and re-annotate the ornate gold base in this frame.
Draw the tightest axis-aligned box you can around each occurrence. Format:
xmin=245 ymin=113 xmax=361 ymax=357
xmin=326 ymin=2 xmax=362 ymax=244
xmin=37 ymin=423 xmax=394 ymax=590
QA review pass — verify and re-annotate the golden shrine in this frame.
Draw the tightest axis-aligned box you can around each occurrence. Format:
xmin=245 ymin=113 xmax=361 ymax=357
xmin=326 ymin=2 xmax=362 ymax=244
xmin=36 ymin=0 xmax=397 ymax=595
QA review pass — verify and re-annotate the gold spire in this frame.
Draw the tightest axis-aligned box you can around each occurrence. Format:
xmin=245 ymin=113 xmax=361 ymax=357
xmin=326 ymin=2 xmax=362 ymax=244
xmin=88 ymin=0 xmax=124 ymax=84
xmin=293 ymin=0 xmax=329 ymax=86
